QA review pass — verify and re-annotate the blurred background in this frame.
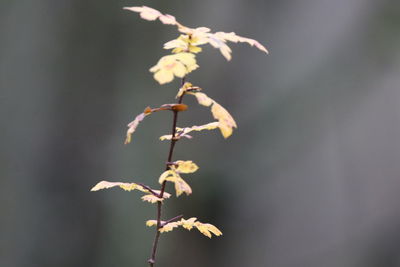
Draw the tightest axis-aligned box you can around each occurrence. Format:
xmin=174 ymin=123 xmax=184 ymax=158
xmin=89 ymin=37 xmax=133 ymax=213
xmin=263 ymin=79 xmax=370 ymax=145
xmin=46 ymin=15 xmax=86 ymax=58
xmin=1 ymin=0 xmax=400 ymax=266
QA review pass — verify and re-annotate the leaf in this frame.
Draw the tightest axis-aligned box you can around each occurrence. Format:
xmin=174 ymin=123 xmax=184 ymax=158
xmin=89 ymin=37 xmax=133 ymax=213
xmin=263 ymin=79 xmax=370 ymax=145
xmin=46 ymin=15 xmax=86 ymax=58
xmin=174 ymin=160 xmax=199 ymax=173
xmin=125 ymin=6 xmax=268 ymax=61
xmin=91 ymin=181 xmax=147 ymax=193
xmin=184 ymin=122 xmax=220 ymax=132
xmin=214 ymin=31 xmax=268 ymax=54
xmin=159 ymin=221 xmax=181 ymax=233
xmin=175 ymin=82 xmax=197 ymax=98
xmin=211 ymin=102 xmax=237 ymax=138
xmin=164 ymin=38 xmax=188 ymax=52
xmin=158 ymin=170 xmax=192 ymax=196
xmin=125 ymin=112 xmax=149 ymax=144
xmin=141 ymin=190 xmax=171 ymax=203
xmin=150 ymin=53 xmax=198 ymax=84
xmin=190 ymin=92 xmax=213 ymax=107
xmin=180 ymin=217 xmax=197 ymax=230
xmin=125 ymin=105 xmax=157 ymax=144
xmin=189 ymin=91 xmax=237 ymax=138
xmin=159 ymin=122 xmax=220 ymax=141
xmin=164 ymin=35 xmax=204 ymax=54
xmin=142 ymin=194 xmax=167 ymax=203
xmin=124 ymin=6 xmax=177 ymax=25
xmin=159 ymin=134 xmax=174 ymax=141
xmin=146 ymin=220 xmax=158 ymax=227
xmin=171 ymin=103 xmax=188 ymax=112
xmin=146 ymin=217 xmax=222 ymax=237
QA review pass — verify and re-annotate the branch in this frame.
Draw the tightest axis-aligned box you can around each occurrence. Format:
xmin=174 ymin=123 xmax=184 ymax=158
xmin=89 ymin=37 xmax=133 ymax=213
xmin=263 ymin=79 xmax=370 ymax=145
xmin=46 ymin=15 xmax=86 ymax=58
xmin=148 ymin=77 xmax=186 ymax=267
xmin=137 ymin=183 xmax=161 ymax=198
xmin=161 ymin=215 xmax=184 ymax=227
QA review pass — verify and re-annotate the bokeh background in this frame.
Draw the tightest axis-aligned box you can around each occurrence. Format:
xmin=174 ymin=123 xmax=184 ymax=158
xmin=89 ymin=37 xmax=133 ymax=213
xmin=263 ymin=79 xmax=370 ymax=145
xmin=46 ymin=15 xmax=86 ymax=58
xmin=2 ymin=0 xmax=400 ymax=266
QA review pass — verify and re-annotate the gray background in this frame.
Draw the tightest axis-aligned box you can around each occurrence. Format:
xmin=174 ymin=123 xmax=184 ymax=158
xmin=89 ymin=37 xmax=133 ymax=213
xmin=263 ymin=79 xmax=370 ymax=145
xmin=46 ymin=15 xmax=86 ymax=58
xmin=1 ymin=0 xmax=400 ymax=266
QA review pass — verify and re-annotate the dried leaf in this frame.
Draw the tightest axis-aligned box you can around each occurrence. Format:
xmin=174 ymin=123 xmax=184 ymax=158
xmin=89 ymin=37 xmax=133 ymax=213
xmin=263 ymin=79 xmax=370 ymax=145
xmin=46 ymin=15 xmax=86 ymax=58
xmin=143 ymin=106 xmax=152 ymax=114
xmin=171 ymin=103 xmax=188 ymax=112
xmin=125 ymin=112 xmax=148 ymax=144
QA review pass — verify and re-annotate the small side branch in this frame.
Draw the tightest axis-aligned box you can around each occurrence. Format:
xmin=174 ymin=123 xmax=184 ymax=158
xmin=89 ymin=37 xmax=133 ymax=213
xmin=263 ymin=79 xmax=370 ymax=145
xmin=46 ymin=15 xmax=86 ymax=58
xmin=137 ymin=183 xmax=161 ymax=198
xmin=161 ymin=215 xmax=184 ymax=227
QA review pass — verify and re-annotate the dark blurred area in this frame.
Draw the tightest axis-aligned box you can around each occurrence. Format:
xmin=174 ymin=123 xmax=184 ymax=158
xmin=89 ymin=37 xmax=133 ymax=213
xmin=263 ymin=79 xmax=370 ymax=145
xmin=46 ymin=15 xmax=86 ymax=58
xmin=1 ymin=0 xmax=400 ymax=266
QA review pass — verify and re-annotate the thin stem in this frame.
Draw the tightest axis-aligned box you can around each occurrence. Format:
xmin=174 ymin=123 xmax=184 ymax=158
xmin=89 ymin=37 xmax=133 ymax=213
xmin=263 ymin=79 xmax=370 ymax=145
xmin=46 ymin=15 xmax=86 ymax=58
xmin=161 ymin=214 xmax=184 ymax=226
xmin=148 ymin=78 xmax=186 ymax=266
xmin=137 ymin=183 xmax=161 ymax=198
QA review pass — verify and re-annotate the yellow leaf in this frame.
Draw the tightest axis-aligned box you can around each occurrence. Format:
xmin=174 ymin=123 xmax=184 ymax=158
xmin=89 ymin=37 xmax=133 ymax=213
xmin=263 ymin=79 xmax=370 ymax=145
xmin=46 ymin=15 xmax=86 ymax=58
xmin=174 ymin=53 xmax=198 ymax=71
xmin=158 ymin=170 xmax=192 ymax=196
xmin=164 ymin=38 xmax=188 ymax=52
xmin=141 ymin=193 xmax=170 ymax=203
xmin=159 ymin=221 xmax=180 ymax=233
xmin=189 ymin=91 xmax=237 ymax=138
xmin=147 ymin=217 xmax=222 ymax=237
xmin=194 ymin=222 xmax=222 ymax=238
xmin=203 ymin=223 xmax=223 ymax=236
xmin=159 ymin=122 xmax=220 ymax=141
xmin=175 ymin=82 xmax=193 ymax=98
xmin=125 ymin=6 xmax=268 ymax=60
xmin=159 ymin=134 xmax=173 ymax=141
xmin=211 ymin=102 xmax=237 ymax=138
xmin=158 ymin=170 xmax=176 ymax=184
xmin=174 ymin=177 xmax=192 ymax=196
xmin=90 ymin=181 xmax=147 ymax=193
xmin=175 ymin=160 xmax=199 ymax=173
xmin=180 ymin=217 xmax=197 ymax=230
xmin=146 ymin=220 xmax=158 ymax=227
xmin=194 ymin=223 xmax=212 ymax=238
xmin=150 ymin=53 xmax=198 ymax=84
xmin=181 ymin=122 xmax=220 ymax=133
xmin=189 ymin=92 xmax=213 ymax=107
xmin=164 ymin=35 xmax=204 ymax=54
xmin=153 ymin=69 xmax=174 ymax=84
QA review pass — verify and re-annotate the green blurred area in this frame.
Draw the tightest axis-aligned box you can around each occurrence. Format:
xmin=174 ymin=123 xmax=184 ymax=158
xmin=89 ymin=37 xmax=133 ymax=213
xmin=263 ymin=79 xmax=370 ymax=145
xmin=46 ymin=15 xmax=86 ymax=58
xmin=1 ymin=0 xmax=400 ymax=266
